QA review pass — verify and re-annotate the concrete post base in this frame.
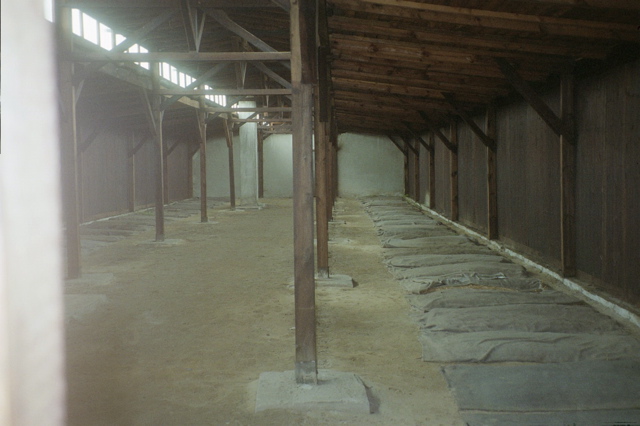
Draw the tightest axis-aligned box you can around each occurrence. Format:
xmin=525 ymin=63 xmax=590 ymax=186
xmin=315 ymin=274 xmax=355 ymax=288
xmin=255 ymin=370 xmax=371 ymax=414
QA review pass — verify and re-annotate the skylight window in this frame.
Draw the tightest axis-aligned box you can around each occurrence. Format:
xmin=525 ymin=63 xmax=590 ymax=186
xmin=47 ymin=4 xmax=226 ymax=107
xmin=99 ymin=23 xmax=113 ymax=50
xmin=82 ymin=13 xmax=99 ymax=45
xmin=71 ymin=9 xmax=82 ymax=35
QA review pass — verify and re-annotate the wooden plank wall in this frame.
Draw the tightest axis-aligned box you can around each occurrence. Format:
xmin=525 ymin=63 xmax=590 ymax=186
xmin=427 ymin=59 xmax=639 ymax=306
xmin=418 ymin=142 xmax=429 ymax=205
xmin=434 ymin=137 xmax=452 ymax=218
xmin=457 ymin=119 xmax=488 ymax=234
xmin=167 ymin=140 xmax=193 ymax=202
xmin=80 ymin=123 xmax=194 ymax=222
xmin=576 ymin=59 xmax=640 ymax=304
xmin=80 ymin=127 xmax=130 ymax=220
xmin=497 ymin=92 xmax=562 ymax=267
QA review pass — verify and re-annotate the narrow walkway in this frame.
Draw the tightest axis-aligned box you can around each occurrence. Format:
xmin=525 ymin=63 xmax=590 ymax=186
xmin=363 ymin=196 xmax=640 ymax=425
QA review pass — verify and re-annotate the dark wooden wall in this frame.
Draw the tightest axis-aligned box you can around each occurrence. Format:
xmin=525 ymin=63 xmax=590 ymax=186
xmin=575 ymin=60 xmax=640 ymax=304
xmin=424 ymin=58 xmax=640 ymax=306
xmin=78 ymin=121 xmax=194 ymax=222
xmin=80 ymin=128 xmax=130 ymax=220
xmin=457 ymin=119 xmax=488 ymax=235
xmin=496 ymin=92 xmax=562 ymax=266
xmin=434 ymin=138 xmax=451 ymax=218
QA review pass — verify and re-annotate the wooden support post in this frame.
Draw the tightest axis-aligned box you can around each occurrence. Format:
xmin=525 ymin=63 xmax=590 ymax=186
xmin=450 ymin=122 xmax=459 ymax=221
xmin=163 ymin=138 xmax=170 ymax=203
xmin=486 ymin=104 xmax=498 ymax=240
xmin=315 ymin=116 xmax=330 ymax=279
xmin=197 ymin=91 xmax=208 ymax=222
xmin=128 ymin=132 xmax=136 ymax=212
xmin=428 ymin=132 xmax=436 ymax=210
xmin=413 ymin=138 xmax=420 ymax=201
xmin=151 ymin=62 xmax=165 ymax=241
xmin=2 ymin=2 xmax=66 ymax=423
xmin=223 ymin=117 xmax=236 ymax=210
xmin=561 ymin=73 xmax=576 ymax=277
xmin=327 ymin=124 xmax=337 ymax=221
xmin=258 ymin=130 xmax=265 ymax=198
xmin=57 ymin=0 xmax=81 ymax=278
xmin=291 ymin=0 xmax=317 ymax=385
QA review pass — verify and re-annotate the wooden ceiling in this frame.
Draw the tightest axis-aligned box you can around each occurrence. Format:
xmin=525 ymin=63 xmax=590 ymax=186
xmin=68 ymin=0 xmax=640 ymax=137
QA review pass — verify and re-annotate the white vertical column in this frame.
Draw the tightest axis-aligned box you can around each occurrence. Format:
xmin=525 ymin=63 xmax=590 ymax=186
xmin=238 ymin=101 xmax=259 ymax=207
xmin=1 ymin=1 xmax=66 ymax=424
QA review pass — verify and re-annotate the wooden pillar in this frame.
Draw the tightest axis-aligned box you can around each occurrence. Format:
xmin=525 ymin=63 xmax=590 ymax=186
xmin=561 ymin=73 xmax=576 ymax=277
xmin=151 ymin=62 xmax=165 ymax=241
xmin=128 ymin=132 xmax=136 ymax=212
xmin=428 ymin=132 xmax=436 ymax=210
xmin=403 ymin=142 xmax=410 ymax=196
xmin=57 ymin=0 xmax=81 ymax=278
xmin=1 ymin=1 xmax=66 ymax=423
xmin=486 ymin=104 xmax=498 ymax=240
xmin=197 ymin=93 xmax=208 ymax=222
xmin=223 ymin=117 xmax=236 ymax=209
xmin=315 ymin=116 xmax=330 ymax=278
xmin=413 ymin=138 xmax=420 ymax=201
xmin=291 ymin=0 xmax=317 ymax=385
xmin=327 ymin=122 xmax=338 ymax=221
xmin=258 ymin=130 xmax=264 ymax=198
xmin=450 ymin=122 xmax=459 ymax=221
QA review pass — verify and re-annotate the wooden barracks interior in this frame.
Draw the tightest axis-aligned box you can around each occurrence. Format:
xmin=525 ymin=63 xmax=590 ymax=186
xmin=2 ymin=0 xmax=640 ymax=424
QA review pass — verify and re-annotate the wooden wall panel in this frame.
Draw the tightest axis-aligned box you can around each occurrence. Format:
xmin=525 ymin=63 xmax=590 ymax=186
xmin=419 ymin=141 xmax=429 ymax=205
xmin=576 ymin=59 xmax=640 ymax=304
xmin=134 ymin=137 xmax=156 ymax=209
xmin=80 ymin=128 xmax=130 ymax=220
xmin=457 ymin=119 xmax=488 ymax=234
xmin=167 ymin=140 xmax=193 ymax=202
xmin=496 ymin=93 xmax=561 ymax=268
xmin=434 ymin=136 xmax=451 ymax=218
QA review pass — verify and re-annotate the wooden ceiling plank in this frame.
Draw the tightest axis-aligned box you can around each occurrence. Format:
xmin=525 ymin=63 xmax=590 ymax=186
xmin=328 ymin=15 xmax=611 ymax=59
xmin=330 ymin=0 xmax=640 ymax=42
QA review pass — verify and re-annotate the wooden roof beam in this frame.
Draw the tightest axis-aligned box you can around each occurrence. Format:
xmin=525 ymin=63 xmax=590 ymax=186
xmin=495 ymin=58 xmax=564 ymax=137
xmin=206 ymin=9 xmax=291 ymax=70
xmin=402 ymin=121 xmax=433 ymax=151
xmin=73 ymin=9 xmax=178 ymax=84
xmin=71 ymin=51 xmax=291 ymax=62
xmin=180 ymin=0 xmax=206 ymax=52
xmin=418 ymin=111 xmax=457 ymax=153
xmin=442 ymin=92 xmax=496 ymax=151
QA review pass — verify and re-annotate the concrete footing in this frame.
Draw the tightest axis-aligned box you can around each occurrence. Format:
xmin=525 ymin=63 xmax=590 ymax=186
xmin=315 ymin=274 xmax=355 ymax=288
xmin=255 ymin=370 xmax=371 ymax=414
xmin=136 ymin=239 xmax=185 ymax=247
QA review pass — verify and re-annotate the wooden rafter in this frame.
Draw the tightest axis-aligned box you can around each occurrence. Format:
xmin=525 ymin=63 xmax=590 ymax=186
xmin=442 ymin=92 xmax=497 ymax=151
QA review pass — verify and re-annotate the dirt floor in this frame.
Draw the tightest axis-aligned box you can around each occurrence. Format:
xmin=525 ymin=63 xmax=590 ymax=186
xmin=65 ymin=198 xmax=465 ymax=425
